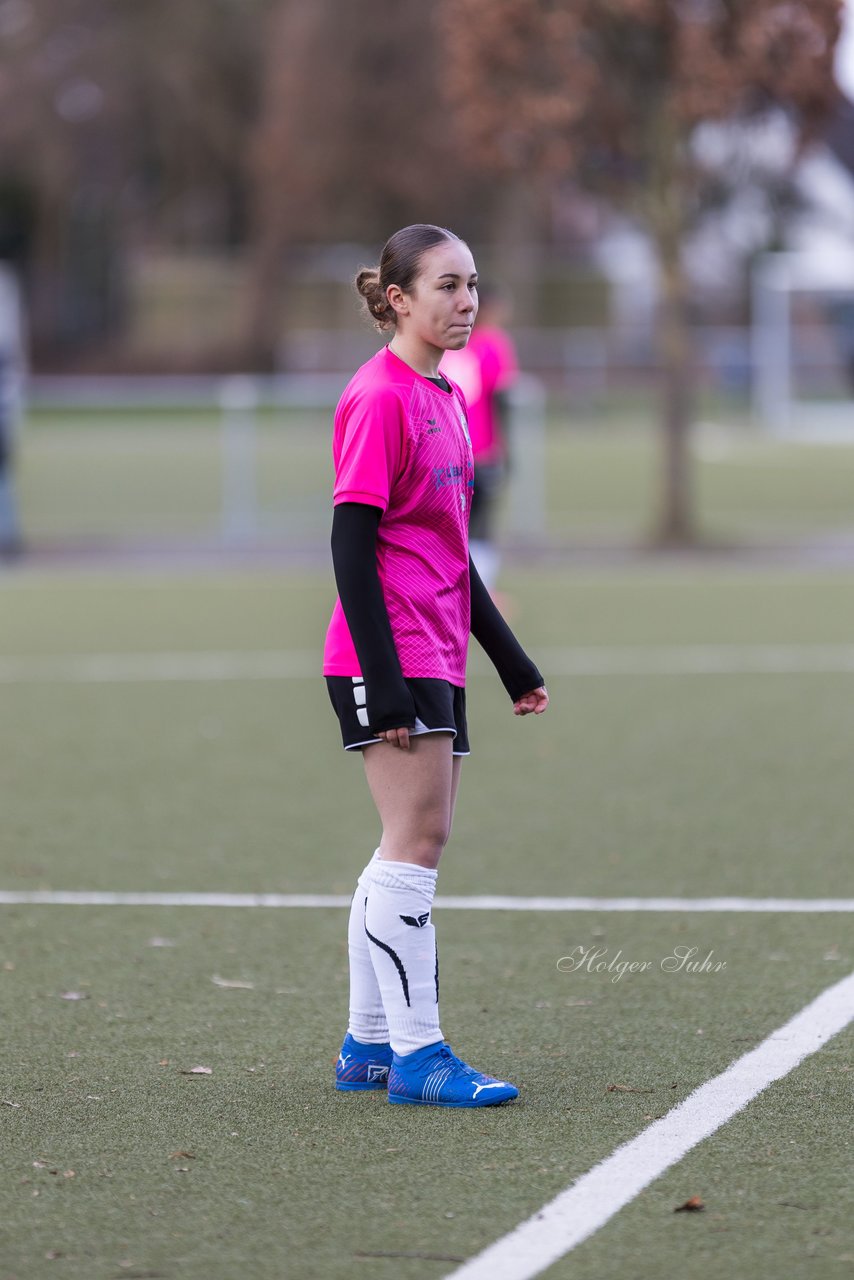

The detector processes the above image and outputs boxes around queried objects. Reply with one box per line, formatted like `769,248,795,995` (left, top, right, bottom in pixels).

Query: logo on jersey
432,464,468,491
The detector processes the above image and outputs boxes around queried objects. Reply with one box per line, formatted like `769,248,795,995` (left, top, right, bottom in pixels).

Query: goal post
505,373,547,542
751,249,854,440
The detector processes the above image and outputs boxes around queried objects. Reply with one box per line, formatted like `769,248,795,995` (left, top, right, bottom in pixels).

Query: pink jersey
323,346,474,685
440,326,518,463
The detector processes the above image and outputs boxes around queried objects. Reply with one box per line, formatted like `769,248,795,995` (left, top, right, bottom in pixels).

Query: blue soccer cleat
335,1033,393,1091
387,1041,519,1107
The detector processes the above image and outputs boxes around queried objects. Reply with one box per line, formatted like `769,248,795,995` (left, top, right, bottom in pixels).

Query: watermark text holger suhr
557,945,727,983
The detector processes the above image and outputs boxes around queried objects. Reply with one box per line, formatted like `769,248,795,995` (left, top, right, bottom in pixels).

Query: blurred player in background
323,224,548,1108
441,287,517,593
0,265,24,559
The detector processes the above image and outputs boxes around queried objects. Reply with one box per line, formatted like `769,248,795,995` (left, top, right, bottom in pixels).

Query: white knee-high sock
365,859,443,1057
346,850,389,1044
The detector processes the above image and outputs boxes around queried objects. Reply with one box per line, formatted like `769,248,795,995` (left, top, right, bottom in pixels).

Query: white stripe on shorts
345,719,467,754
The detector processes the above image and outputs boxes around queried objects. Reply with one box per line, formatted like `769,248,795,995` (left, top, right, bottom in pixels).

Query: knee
400,819,452,869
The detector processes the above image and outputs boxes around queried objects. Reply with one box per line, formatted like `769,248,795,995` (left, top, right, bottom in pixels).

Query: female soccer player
324,224,548,1108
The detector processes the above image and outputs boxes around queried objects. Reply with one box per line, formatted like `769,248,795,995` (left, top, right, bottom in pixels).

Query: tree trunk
653,228,696,546
488,176,546,327
240,228,283,370
644,104,697,548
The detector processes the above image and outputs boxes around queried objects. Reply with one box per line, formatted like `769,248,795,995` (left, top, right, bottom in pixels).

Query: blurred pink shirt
441,325,518,463
323,347,473,685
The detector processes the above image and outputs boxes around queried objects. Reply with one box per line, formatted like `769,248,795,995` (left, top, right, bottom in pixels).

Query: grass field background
16,400,854,545
2,409,853,1278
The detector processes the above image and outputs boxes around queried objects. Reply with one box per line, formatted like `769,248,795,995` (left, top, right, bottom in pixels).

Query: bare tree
243,0,490,366
0,0,267,359
438,0,842,545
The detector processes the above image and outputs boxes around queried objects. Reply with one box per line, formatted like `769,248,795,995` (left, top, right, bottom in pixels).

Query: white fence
25,372,548,548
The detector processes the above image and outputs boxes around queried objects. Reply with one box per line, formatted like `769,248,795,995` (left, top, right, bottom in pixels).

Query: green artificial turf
2,568,854,898
15,407,854,545
0,908,850,1280
1,563,853,1279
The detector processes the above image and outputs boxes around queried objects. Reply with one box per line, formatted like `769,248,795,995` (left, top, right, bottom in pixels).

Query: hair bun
355,267,395,331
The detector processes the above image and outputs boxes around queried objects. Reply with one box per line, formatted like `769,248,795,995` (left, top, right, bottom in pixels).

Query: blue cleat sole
336,1079,389,1092
387,1090,517,1107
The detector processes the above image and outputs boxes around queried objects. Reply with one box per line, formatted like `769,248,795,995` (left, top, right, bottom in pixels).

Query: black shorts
326,676,470,755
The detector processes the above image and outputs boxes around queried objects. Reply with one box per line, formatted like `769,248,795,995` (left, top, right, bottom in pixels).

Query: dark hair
355,224,461,331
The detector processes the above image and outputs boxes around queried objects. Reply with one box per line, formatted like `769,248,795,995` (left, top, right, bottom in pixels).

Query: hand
376,726,411,750
513,686,549,716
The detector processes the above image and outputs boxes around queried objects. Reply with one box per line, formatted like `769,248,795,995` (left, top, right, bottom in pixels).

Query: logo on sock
400,912,430,928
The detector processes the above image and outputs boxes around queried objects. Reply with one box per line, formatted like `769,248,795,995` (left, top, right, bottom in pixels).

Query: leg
336,848,395,1090
345,849,388,1041
359,734,454,1055
373,739,516,1106
337,736,458,1086
449,755,463,830
338,739,516,1105
362,732,456,869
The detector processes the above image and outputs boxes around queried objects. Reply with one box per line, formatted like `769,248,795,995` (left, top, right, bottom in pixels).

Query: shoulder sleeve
333,385,406,513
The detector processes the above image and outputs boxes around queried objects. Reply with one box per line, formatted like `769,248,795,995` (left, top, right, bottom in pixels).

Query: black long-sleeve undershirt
330,502,544,733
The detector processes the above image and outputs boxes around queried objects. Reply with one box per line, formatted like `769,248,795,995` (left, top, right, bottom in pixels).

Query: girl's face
388,239,479,353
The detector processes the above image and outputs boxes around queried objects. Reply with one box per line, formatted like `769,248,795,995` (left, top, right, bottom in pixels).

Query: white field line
446,968,854,1280
4,645,854,684
0,890,852,912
